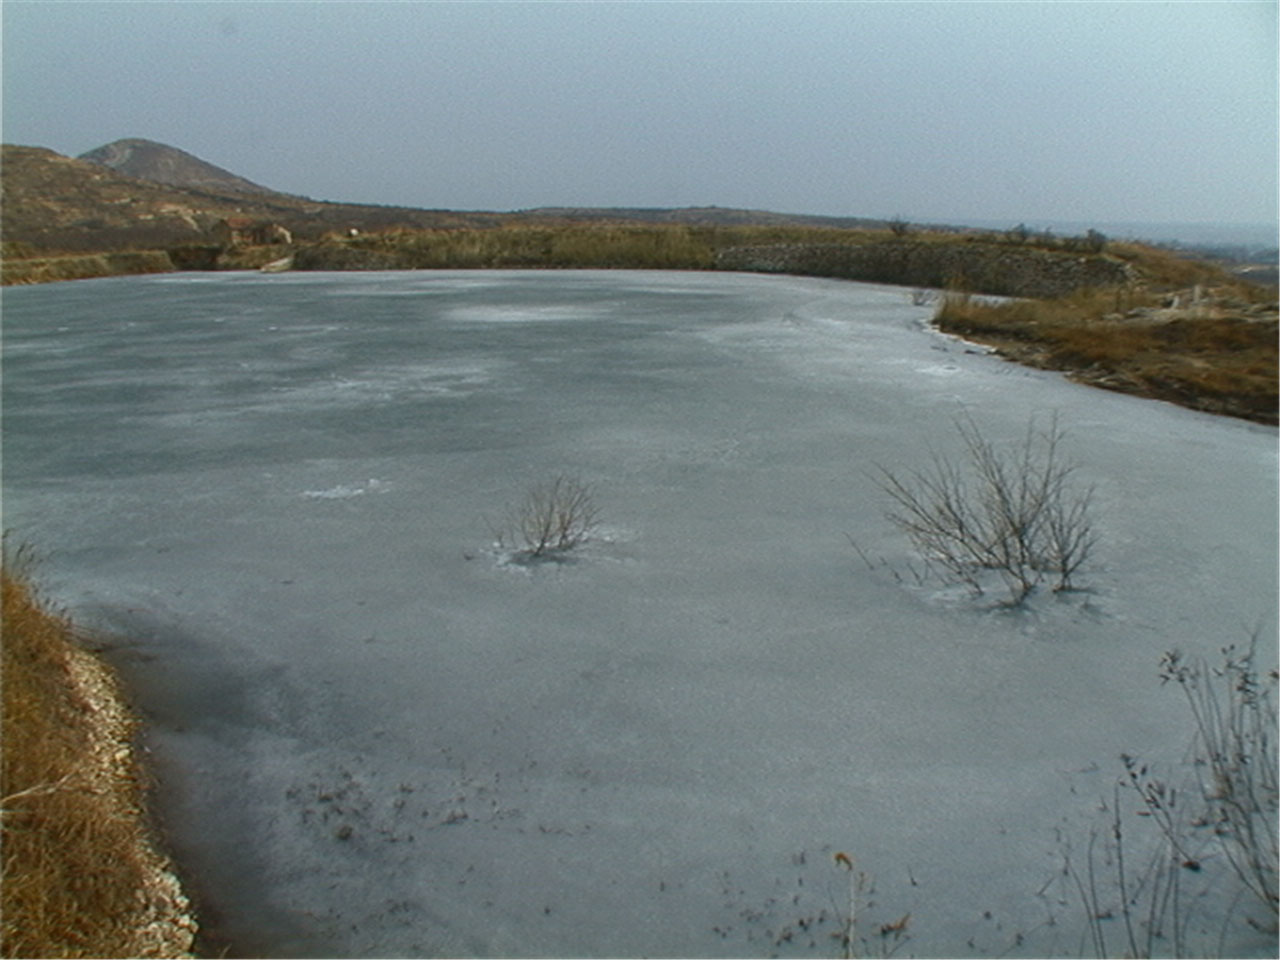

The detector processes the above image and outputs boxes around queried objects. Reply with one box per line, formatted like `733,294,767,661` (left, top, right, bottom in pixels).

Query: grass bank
1,558,196,958
290,222,721,271
1,250,174,285
935,284,1278,424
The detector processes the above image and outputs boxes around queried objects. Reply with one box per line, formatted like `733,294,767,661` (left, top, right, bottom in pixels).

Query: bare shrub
1062,637,1277,957
1005,223,1031,245
492,475,601,559
874,413,1097,605
1159,640,1278,915
887,216,912,237
833,852,912,959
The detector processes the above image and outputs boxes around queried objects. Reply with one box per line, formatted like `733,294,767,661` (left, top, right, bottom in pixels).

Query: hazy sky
3,1,1276,227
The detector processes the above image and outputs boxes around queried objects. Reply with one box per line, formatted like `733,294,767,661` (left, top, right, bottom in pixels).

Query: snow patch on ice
484,525,638,573
301,478,391,500
324,275,516,297
914,361,963,376
268,361,506,410
448,304,601,324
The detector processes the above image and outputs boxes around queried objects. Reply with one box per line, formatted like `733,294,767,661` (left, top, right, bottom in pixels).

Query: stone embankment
0,237,1146,300
715,240,1137,299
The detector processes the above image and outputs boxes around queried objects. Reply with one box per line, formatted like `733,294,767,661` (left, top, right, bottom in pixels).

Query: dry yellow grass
1,251,175,286
2,560,196,958
935,286,1279,424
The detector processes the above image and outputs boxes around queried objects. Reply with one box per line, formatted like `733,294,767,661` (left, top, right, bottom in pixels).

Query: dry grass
1,251,175,286
310,222,727,270
294,222,991,274
1,558,195,958
935,286,1279,425
1108,241,1272,295
1066,638,1277,958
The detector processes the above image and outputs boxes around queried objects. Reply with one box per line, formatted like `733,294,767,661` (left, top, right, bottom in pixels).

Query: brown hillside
2,145,299,253
0,144,506,254
1,142,936,256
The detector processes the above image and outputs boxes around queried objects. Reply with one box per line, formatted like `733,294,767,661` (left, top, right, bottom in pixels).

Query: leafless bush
874,413,1097,605
887,216,912,237
1062,637,1277,957
833,852,912,959
1063,777,1198,959
1160,640,1277,915
909,288,937,307
492,475,601,559
1005,223,1031,245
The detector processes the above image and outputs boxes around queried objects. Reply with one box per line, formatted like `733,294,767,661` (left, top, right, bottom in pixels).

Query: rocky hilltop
79,138,277,196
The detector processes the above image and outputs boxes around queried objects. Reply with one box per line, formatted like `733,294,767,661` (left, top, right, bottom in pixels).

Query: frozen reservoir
3,270,1275,957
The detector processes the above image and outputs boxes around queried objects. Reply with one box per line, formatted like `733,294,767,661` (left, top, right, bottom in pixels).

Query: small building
213,217,293,247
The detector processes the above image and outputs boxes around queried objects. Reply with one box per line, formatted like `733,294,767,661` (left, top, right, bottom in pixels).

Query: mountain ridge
4,139,1273,276
2,138,916,254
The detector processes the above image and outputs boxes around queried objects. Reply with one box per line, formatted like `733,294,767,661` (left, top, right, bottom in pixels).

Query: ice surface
3,270,1276,958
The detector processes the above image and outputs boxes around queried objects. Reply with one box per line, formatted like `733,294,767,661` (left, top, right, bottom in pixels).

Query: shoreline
1,568,198,957
6,256,1275,426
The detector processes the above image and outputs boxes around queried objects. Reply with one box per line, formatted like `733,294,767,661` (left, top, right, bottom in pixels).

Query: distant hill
516,206,895,231
1,144,321,253
69,142,899,234
3,139,918,254
7,139,1268,283
79,138,278,196
0,143,507,253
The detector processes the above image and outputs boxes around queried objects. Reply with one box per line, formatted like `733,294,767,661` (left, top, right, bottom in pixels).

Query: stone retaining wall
714,240,1136,298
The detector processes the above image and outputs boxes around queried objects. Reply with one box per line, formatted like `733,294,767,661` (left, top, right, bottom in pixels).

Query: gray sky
3,1,1276,227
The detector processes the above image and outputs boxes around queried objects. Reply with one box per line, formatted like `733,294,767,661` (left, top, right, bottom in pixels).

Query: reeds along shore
1,561,196,958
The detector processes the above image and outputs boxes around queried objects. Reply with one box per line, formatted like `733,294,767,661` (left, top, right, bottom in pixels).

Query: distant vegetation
290,222,1138,297
1,249,174,285
294,223,721,271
